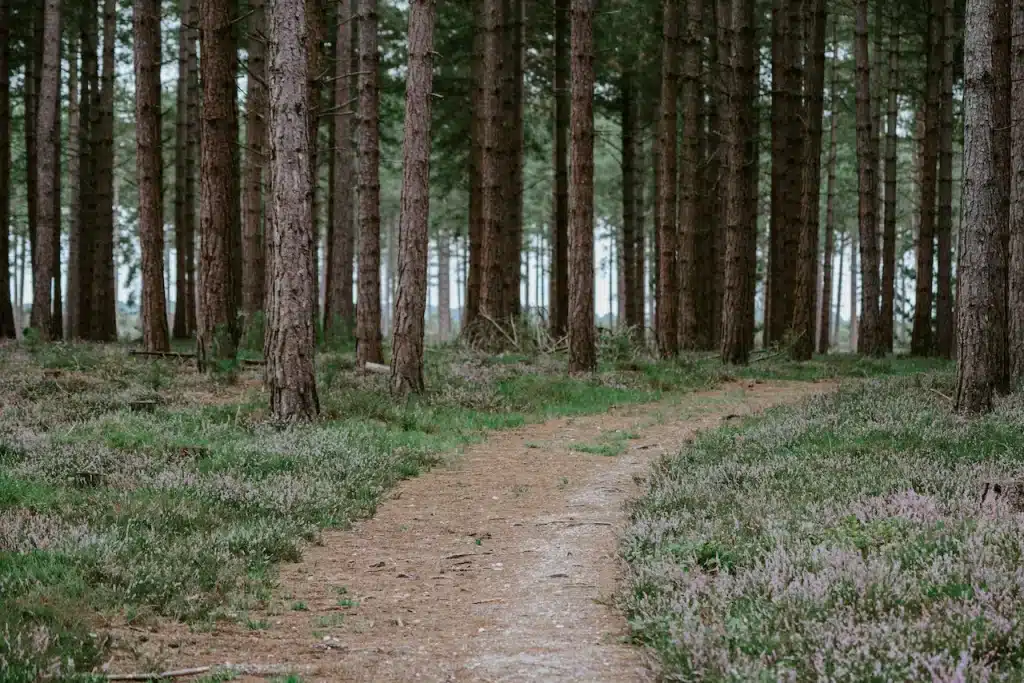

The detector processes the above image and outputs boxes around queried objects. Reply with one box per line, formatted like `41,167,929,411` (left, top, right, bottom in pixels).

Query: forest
3,0,1024,679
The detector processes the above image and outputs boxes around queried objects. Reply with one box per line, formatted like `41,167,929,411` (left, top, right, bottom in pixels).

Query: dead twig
927,387,953,403
107,667,210,681
363,361,391,375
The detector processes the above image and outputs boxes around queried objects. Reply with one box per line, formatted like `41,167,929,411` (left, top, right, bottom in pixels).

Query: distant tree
356,0,384,366
93,0,118,341
551,0,570,338
391,0,436,394
265,0,319,421
817,18,839,355
935,0,955,358
677,0,701,350
0,0,13,339
568,0,596,373
134,0,170,351
242,0,267,329
655,0,680,358
880,16,900,353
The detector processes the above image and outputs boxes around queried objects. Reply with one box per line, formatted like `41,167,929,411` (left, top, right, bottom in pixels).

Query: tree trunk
25,4,40,281
766,0,802,347
438,234,451,340
92,0,117,341
266,0,319,421
956,0,1010,412
911,1,942,356
817,21,838,354
50,62,62,341
551,0,569,337
853,0,882,356
567,0,596,373
620,72,640,336
242,0,267,328
74,0,98,340
326,0,356,340
135,0,170,351
305,0,324,327
677,0,702,350
790,0,825,360
934,0,955,358
503,0,524,320
390,0,435,394
849,233,858,349
172,0,190,339
355,0,383,365
706,1,723,347
0,0,13,338
833,232,844,347
720,0,756,364
184,0,199,337
198,0,240,367
656,0,680,358
1010,0,1024,377
880,22,900,352
30,0,60,338
465,2,484,331
992,0,1012,391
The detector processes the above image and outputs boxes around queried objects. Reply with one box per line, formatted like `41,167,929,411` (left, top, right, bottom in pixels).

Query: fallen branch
481,313,519,350
107,667,211,681
128,350,265,366
363,361,390,375
927,387,953,403
534,520,613,527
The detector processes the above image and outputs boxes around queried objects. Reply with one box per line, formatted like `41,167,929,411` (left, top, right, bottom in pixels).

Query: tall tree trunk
956,0,1010,412
0,0,13,338
51,62,62,341
135,0,170,351
551,0,569,337
25,4,40,280
880,22,900,352
66,32,81,338
677,0,702,350
620,72,641,336
791,0,825,360
92,0,117,341
197,0,240,367
1010,0,1024,377
242,0,267,328
766,0,801,346
390,0,435,394
817,21,838,354
992,0,1012,391
266,0,319,421
656,0,680,357
184,0,199,336
326,0,356,340
849,234,858,349
438,235,451,340
305,0,324,327
833,232,844,347
478,0,507,330
934,0,955,358
854,0,882,356
720,0,757,364
355,0,383,364
30,0,60,338
503,0,524,319
706,1,723,347
911,0,942,356
567,0,596,372
75,0,98,340
172,0,190,339
465,4,484,330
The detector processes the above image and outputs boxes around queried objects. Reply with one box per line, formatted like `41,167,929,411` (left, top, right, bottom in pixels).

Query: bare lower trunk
266,0,319,421
390,0,436,394
30,0,61,339
833,232,845,347
0,0,14,338
1010,0,1024,377
817,24,838,354
197,0,239,367
184,0,199,336
956,0,1010,412
465,2,485,330
135,0,170,351
677,0,702,350
551,0,569,337
880,24,900,352
438,234,451,340
355,0,383,364
172,0,191,339
655,0,680,357
934,0,955,358
567,0,596,373
620,72,640,335
242,0,267,326
92,0,118,341
849,235,858,350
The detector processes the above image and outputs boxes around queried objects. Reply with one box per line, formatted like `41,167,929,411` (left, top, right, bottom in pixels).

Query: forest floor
0,338,947,681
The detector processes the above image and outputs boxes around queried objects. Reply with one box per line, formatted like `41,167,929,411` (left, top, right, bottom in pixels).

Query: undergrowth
622,372,1024,680
0,340,943,680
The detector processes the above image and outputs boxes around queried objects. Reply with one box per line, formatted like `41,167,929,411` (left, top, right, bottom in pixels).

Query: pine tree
551,0,570,338
655,0,680,358
880,16,900,352
677,0,702,350
242,0,267,328
0,0,13,338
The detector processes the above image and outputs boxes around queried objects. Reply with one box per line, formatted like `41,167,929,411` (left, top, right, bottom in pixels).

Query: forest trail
107,380,832,682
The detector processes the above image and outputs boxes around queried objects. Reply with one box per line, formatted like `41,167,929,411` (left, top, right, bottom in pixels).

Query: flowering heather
622,375,1024,681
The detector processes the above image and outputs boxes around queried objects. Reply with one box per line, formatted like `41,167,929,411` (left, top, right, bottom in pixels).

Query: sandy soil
104,380,832,682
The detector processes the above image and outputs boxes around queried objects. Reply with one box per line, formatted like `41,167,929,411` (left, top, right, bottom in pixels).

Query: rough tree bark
172,0,192,339
465,2,484,330
390,0,436,395
265,0,319,421
620,72,641,336
567,0,596,373
551,0,569,337
791,0,825,360
911,0,942,356
242,0,267,327
92,0,117,341
1011,0,1024,378
935,0,955,358
25,5,39,280
326,0,356,340
135,0,170,351
355,0,384,365
0,0,13,338
74,0,98,340
184,0,199,336
956,0,1009,412
656,0,680,358
817,20,838,354
504,0,524,318
880,21,900,352
677,0,702,350
438,235,451,340
720,0,756,364
30,0,60,339
197,0,240,367
853,0,883,356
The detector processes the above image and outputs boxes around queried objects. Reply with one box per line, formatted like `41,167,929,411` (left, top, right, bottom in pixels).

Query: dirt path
107,380,831,682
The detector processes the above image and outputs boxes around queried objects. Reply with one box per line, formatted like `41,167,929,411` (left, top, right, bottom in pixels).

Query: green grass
622,371,1024,681
0,340,944,679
